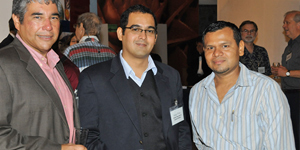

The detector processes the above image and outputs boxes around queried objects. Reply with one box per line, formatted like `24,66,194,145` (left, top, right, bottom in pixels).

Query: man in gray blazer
0,0,86,150
78,4,192,150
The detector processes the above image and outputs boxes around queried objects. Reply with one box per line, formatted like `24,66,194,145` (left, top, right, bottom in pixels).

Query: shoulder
254,45,267,51
80,58,114,76
155,61,179,76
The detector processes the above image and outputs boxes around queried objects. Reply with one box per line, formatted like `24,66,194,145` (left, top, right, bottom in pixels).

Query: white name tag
258,67,265,73
286,53,292,61
170,106,184,126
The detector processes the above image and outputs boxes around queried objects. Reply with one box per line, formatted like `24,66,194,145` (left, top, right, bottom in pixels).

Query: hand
277,65,288,77
271,66,279,76
61,143,87,150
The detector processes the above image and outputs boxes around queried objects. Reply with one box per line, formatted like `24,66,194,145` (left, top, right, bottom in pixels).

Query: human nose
42,18,53,31
138,30,147,39
213,48,223,57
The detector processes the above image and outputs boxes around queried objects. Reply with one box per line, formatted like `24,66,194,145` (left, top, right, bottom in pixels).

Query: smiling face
117,12,157,61
204,27,244,75
13,1,60,57
283,12,300,40
240,24,257,43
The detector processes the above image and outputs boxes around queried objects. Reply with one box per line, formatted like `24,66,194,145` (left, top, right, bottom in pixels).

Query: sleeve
174,71,193,150
77,71,106,150
261,81,296,150
189,87,209,150
0,66,61,150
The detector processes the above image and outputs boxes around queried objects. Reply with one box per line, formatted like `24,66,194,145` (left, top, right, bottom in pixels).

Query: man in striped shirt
189,21,295,149
64,12,116,72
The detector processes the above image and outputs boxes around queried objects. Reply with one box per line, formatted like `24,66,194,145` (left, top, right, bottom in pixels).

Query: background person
64,12,116,72
239,20,271,76
0,17,17,49
272,10,300,150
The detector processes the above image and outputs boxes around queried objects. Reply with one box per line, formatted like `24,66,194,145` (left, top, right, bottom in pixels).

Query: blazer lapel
14,39,68,127
154,66,173,138
109,57,142,137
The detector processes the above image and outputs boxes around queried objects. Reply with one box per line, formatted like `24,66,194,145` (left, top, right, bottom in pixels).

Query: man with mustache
272,10,300,150
239,20,271,76
189,21,295,149
0,0,86,150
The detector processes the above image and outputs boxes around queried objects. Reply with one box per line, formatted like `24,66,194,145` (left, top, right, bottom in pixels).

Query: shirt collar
16,34,59,69
202,62,252,89
79,35,99,43
119,50,157,79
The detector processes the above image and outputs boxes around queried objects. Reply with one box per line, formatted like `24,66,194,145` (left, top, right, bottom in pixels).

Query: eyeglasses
124,26,156,36
241,29,256,34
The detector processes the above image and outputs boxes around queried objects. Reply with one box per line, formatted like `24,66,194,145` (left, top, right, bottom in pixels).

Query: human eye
205,46,214,51
33,15,41,19
146,29,155,34
51,16,59,20
131,27,140,32
222,45,229,48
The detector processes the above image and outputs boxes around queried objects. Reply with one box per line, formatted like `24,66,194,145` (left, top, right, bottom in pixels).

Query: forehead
25,1,58,13
205,27,235,43
127,12,155,26
285,13,295,21
241,24,255,29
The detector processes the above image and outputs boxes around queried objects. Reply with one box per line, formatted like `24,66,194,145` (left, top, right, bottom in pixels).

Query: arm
0,66,62,150
77,71,106,150
261,82,295,150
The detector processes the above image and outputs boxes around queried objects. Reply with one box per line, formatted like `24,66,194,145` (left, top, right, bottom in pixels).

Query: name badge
286,53,292,61
169,99,184,126
258,67,265,73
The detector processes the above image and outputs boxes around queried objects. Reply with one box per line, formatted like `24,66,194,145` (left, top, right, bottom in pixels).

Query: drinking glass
72,128,89,145
272,62,280,79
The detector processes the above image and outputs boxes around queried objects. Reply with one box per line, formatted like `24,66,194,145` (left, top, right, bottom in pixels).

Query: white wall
0,1,12,41
218,0,300,64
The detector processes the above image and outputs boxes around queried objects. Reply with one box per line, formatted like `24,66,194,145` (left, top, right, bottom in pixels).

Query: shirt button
142,113,147,117
144,133,148,137
139,140,143,144
39,63,43,67
219,116,222,119
140,92,144,97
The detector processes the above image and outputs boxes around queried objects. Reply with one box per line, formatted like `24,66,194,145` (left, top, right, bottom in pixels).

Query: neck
244,42,254,53
123,54,149,79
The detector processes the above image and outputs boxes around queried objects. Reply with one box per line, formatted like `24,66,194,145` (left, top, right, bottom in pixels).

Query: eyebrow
31,12,60,17
130,24,156,29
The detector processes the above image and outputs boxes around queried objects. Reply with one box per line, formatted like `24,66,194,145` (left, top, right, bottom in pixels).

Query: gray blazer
0,38,80,150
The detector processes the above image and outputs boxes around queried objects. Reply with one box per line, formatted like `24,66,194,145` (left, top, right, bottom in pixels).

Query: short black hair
119,4,157,35
9,18,17,32
239,20,258,32
202,21,241,46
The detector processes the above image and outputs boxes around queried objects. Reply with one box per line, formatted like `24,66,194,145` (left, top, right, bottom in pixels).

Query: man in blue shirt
189,21,295,149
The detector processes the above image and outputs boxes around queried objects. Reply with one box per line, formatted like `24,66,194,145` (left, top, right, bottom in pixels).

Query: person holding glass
272,10,300,150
